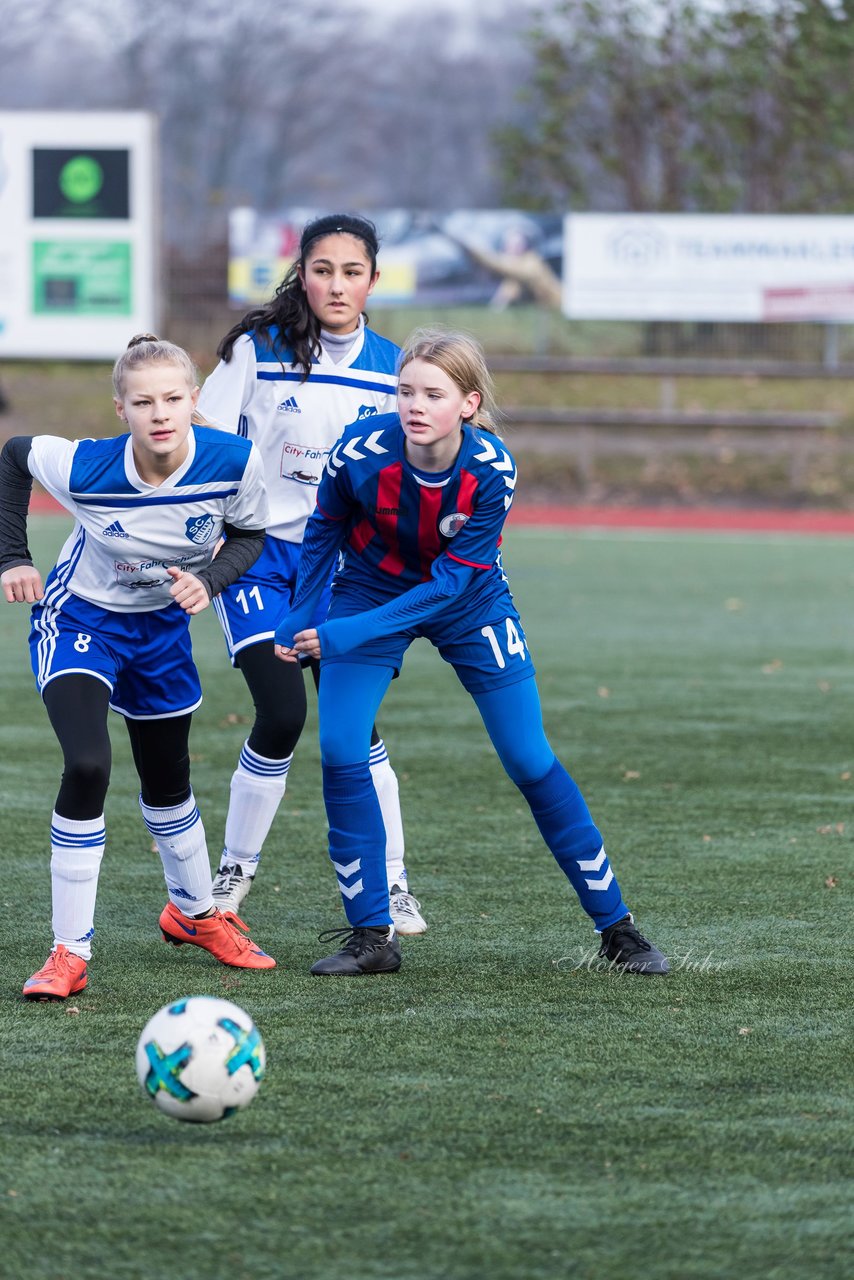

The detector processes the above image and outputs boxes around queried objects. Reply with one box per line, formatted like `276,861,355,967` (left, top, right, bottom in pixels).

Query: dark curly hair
216,213,380,381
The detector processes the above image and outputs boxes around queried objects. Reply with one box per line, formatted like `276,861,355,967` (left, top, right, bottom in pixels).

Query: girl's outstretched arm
312,553,477,659
273,505,347,658
0,436,42,602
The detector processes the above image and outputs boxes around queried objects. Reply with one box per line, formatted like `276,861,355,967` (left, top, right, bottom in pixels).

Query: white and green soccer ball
135,996,265,1123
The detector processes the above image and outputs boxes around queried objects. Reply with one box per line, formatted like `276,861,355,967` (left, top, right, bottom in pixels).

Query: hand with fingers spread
1,564,44,604
167,566,210,615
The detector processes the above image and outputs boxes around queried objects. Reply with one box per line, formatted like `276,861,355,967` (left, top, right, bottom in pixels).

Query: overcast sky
352,0,533,28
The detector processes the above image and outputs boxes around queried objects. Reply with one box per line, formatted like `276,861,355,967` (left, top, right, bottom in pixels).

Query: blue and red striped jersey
276,414,519,655
319,413,515,592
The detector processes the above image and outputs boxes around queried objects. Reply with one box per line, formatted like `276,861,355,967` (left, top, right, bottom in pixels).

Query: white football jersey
29,426,268,613
198,320,399,543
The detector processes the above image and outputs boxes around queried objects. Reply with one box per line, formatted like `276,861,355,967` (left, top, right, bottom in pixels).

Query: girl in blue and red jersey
274,327,668,977
198,214,425,935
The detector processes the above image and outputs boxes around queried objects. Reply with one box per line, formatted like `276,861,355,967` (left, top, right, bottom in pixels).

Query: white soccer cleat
211,864,254,913
389,885,428,936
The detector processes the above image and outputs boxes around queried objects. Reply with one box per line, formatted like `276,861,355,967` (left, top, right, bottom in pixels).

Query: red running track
27,492,854,535
508,503,854,535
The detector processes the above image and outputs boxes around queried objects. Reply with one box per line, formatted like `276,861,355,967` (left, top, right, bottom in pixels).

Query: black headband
300,213,379,258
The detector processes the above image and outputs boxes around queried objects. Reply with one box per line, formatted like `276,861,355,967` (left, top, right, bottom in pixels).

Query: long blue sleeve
273,507,346,647
316,554,477,658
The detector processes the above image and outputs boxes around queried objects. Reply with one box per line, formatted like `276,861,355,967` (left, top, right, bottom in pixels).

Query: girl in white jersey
0,335,276,1001
198,213,427,935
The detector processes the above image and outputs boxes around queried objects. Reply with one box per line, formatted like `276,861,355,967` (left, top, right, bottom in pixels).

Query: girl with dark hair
198,214,427,934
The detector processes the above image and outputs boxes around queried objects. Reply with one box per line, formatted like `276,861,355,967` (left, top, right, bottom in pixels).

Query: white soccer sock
369,739,408,891
220,742,291,876
50,811,106,960
139,792,214,916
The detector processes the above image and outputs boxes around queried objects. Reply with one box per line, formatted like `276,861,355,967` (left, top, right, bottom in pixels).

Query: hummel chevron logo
585,867,614,892
578,847,607,873
326,432,388,476
331,858,362,879
342,432,389,462
102,520,129,538
338,878,364,900
578,847,615,892
327,443,345,476
473,438,514,469
473,436,517,490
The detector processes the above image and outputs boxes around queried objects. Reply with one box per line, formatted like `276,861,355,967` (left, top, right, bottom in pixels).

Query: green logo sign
59,156,104,204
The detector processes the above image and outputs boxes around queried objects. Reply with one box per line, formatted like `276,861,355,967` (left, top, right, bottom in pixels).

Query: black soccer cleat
598,914,669,975
310,924,402,976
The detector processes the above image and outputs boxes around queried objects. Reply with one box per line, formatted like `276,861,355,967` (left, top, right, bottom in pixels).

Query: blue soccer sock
517,757,629,931
322,761,392,929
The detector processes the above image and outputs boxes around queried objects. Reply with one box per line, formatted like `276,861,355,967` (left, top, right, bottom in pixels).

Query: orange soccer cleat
23,944,89,1001
159,901,276,970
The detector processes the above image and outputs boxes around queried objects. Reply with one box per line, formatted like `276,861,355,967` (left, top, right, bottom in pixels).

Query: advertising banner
228,207,564,310
0,112,157,358
562,213,854,322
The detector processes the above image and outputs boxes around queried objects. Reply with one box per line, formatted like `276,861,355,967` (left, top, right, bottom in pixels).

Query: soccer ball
135,995,265,1123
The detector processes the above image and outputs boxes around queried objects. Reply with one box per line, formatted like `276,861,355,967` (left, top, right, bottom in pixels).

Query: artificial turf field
0,518,851,1280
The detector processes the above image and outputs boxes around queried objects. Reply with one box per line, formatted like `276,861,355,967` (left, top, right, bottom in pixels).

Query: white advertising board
227,207,564,308
0,112,157,359
563,214,854,322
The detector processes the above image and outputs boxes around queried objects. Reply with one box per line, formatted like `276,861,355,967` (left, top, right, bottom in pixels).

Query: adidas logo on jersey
102,520,129,538
277,396,301,414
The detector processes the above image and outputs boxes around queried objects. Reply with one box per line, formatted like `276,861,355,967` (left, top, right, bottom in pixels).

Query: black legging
236,643,380,758
43,674,192,820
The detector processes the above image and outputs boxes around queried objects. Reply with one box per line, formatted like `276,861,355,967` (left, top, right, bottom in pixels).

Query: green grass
1,520,852,1280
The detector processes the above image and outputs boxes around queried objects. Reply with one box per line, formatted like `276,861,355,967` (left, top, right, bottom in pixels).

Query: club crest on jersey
439,512,470,538
356,405,378,419
185,515,215,544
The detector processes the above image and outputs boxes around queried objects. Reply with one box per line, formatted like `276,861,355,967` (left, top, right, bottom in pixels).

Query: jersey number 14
481,619,527,669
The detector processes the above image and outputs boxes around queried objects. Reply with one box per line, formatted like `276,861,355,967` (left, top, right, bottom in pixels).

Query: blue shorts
213,536,333,664
29,587,201,720
324,583,536,694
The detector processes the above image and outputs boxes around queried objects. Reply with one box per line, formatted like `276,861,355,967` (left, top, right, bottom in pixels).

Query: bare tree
0,0,535,253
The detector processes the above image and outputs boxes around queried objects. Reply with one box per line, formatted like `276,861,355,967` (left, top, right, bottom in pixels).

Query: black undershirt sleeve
0,436,35,574
195,523,267,599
